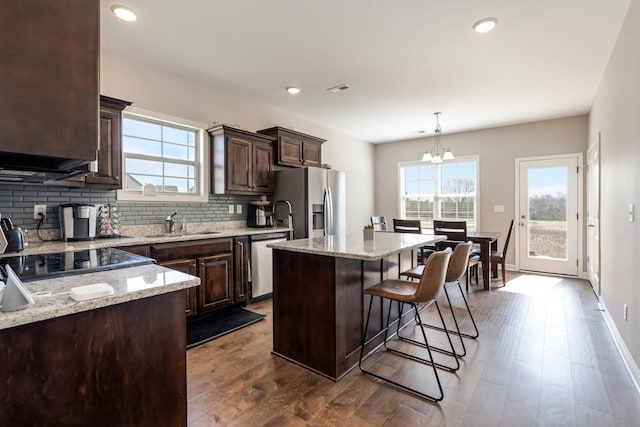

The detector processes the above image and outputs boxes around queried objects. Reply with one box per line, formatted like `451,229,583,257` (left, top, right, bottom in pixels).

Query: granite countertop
3,225,292,257
0,263,199,330
267,231,444,261
0,223,291,330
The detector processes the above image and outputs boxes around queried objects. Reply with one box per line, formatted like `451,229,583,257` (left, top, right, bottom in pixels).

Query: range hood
0,152,89,184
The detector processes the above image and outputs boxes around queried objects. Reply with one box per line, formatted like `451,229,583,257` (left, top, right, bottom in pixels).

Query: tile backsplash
0,184,258,231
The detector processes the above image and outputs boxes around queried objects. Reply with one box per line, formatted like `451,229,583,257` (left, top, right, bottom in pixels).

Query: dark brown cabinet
83,96,132,189
160,258,198,316
198,253,234,311
49,95,131,188
257,127,325,167
208,125,275,195
126,237,248,317
0,0,99,169
234,237,249,303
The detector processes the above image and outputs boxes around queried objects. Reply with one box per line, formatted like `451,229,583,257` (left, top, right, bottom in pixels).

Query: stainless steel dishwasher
249,232,288,301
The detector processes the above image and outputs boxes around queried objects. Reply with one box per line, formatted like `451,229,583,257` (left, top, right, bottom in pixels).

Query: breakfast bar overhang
269,232,444,380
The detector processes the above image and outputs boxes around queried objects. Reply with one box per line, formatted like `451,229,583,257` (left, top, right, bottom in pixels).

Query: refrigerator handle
327,187,334,235
323,188,329,236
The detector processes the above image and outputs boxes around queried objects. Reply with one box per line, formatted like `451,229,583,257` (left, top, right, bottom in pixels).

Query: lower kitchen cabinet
198,253,233,312
159,258,198,317
234,236,249,303
120,237,248,317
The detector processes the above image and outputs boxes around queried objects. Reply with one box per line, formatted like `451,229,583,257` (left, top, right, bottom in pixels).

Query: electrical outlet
33,204,47,219
228,205,234,214
236,204,243,214
624,304,629,321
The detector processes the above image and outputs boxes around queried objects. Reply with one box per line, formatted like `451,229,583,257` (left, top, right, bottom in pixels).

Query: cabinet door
84,107,121,187
159,258,198,316
279,136,303,165
234,237,249,304
302,142,322,166
84,97,131,188
198,253,234,313
226,136,252,192
253,141,273,192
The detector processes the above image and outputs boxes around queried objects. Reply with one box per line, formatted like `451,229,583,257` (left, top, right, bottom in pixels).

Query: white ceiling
100,0,631,143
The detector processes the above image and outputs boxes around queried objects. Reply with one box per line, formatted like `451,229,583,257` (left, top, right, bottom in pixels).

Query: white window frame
117,107,209,203
398,155,480,229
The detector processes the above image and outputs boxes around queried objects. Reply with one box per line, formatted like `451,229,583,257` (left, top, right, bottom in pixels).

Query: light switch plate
228,205,234,214
236,204,243,214
494,205,505,213
629,204,635,222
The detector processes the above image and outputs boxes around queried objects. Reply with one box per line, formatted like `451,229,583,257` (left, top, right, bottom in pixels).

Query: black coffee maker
247,201,274,228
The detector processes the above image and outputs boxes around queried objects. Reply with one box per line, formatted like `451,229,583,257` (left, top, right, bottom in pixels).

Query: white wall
100,51,375,233
589,0,640,366
375,116,588,265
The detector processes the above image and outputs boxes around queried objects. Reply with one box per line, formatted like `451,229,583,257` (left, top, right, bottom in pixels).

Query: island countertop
0,263,199,330
267,231,444,261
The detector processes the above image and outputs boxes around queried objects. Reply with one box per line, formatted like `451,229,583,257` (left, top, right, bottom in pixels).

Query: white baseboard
598,298,640,395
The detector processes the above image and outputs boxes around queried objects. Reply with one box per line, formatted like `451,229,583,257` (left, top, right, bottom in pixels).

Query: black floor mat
187,306,266,349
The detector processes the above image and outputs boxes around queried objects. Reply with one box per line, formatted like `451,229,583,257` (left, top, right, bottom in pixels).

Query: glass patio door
517,155,580,275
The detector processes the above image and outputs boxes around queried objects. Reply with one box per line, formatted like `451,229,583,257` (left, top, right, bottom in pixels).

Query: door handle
587,224,595,228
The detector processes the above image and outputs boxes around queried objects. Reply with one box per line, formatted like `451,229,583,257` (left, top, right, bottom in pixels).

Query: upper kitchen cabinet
0,1,99,173
83,96,132,189
257,127,325,168
208,125,275,195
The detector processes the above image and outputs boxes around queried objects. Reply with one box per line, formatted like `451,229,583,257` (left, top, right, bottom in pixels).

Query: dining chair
359,248,456,401
490,219,515,285
393,219,433,264
370,216,388,231
432,219,480,253
399,242,480,354
466,254,480,290
433,220,467,241
392,218,422,233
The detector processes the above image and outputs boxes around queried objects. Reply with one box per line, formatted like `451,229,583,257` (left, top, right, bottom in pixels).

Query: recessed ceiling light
111,5,137,22
473,17,497,33
286,87,301,94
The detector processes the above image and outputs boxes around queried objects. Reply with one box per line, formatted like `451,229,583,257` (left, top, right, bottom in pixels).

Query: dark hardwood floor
187,272,640,426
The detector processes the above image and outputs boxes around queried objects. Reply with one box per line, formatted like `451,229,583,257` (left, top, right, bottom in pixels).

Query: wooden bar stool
359,248,455,402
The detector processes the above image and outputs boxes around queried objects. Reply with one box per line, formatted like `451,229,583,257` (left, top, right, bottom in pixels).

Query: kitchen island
0,263,199,426
268,232,443,380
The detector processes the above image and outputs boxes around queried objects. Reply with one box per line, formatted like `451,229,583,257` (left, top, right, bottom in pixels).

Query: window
117,111,208,202
399,157,478,228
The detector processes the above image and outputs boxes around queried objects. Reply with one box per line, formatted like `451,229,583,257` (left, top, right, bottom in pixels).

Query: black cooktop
0,248,156,283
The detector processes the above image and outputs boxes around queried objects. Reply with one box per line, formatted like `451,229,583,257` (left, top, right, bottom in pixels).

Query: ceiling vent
326,84,349,93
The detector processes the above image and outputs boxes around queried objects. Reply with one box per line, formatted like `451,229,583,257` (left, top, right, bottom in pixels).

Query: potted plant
363,224,375,241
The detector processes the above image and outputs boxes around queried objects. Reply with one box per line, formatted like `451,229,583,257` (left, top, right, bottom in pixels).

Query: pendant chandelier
421,112,454,163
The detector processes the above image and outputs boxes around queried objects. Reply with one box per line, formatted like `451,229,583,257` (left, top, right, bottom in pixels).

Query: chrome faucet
274,200,293,227
166,211,177,233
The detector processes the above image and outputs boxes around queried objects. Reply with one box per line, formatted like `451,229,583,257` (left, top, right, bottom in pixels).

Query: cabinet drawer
116,244,150,257
150,238,233,261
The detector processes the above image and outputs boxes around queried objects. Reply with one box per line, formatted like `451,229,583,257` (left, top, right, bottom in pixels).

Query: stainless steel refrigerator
273,167,346,239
